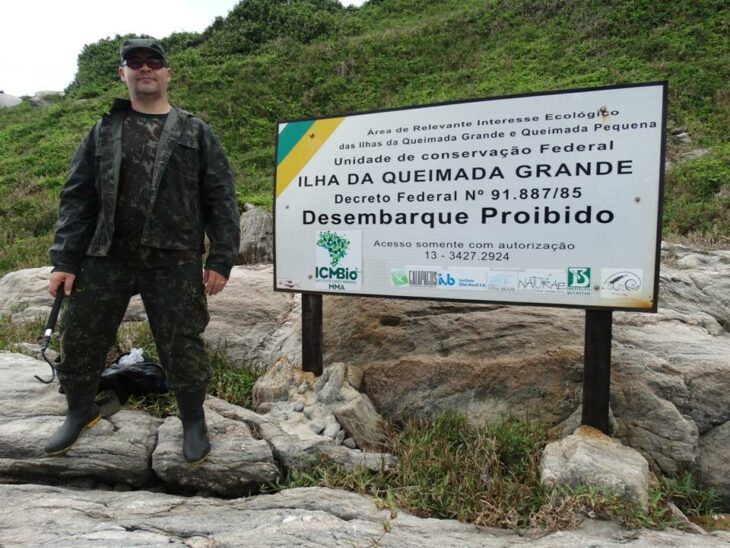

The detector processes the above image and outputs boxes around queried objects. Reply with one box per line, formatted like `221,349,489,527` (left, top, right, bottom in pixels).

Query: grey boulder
541,426,651,511
0,91,22,108
238,203,273,264
697,421,730,509
0,352,161,487
152,406,278,496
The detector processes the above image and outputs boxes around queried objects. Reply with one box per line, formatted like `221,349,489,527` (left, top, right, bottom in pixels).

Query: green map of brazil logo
317,231,350,266
314,230,362,291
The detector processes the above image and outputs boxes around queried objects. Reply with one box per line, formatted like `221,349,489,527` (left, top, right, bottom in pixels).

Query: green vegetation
0,315,46,351
0,0,728,276
664,143,730,240
282,410,724,532
282,411,549,529
659,470,723,518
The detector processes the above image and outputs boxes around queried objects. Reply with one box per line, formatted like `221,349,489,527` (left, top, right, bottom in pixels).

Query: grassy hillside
0,0,728,276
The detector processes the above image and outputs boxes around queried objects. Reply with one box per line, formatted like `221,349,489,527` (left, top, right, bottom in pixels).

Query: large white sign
274,83,666,311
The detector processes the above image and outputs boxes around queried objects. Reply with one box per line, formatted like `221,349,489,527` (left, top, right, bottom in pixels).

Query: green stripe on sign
277,120,315,165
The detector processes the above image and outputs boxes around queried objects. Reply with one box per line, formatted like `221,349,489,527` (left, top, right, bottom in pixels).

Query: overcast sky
0,0,365,97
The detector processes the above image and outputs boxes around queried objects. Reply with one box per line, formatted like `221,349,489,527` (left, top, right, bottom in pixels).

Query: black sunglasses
123,57,166,70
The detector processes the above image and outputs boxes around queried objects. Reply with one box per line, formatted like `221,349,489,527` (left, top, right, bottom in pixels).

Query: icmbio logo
314,230,362,291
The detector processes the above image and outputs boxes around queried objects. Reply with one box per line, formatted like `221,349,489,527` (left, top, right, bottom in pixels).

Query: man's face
118,51,171,98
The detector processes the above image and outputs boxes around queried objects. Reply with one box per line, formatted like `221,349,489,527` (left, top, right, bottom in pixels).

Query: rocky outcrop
238,203,274,264
333,393,387,450
199,395,389,472
29,90,63,108
151,408,279,496
256,419,394,472
697,421,730,509
2,483,729,547
252,359,391,463
202,265,301,366
0,91,22,108
1,409,160,487
0,353,160,487
355,348,584,427
1,242,729,541
2,243,729,496
316,244,730,491
541,426,651,511
608,347,701,475
0,351,392,496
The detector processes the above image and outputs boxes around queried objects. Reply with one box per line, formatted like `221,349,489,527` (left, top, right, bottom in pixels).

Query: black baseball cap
119,38,168,65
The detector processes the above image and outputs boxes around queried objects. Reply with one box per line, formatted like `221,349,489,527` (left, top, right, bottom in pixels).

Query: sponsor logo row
276,231,645,300
391,266,643,298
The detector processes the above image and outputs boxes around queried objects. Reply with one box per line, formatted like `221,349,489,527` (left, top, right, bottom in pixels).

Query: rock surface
317,244,730,492
151,408,279,496
541,426,651,511
0,352,392,495
256,418,394,472
1,243,729,499
697,421,730,509
29,90,63,107
0,91,22,108
2,484,729,547
238,203,274,264
0,353,156,487
203,265,301,365
334,393,387,450
1,409,160,488
0,266,146,323
1,243,729,543
252,360,390,456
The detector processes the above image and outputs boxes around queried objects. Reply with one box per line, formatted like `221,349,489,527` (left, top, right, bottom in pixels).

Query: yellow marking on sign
276,117,345,198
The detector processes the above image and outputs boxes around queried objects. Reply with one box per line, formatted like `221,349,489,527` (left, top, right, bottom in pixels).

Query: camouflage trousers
56,256,210,392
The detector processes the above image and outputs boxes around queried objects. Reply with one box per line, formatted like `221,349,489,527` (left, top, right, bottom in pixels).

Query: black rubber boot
44,383,100,456
176,390,210,464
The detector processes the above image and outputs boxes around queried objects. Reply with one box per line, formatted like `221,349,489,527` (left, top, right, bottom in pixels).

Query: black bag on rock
99,351,169,404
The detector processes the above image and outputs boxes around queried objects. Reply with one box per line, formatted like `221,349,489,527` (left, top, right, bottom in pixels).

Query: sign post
582,309,613,433
301,293,323,375
275,83,667,428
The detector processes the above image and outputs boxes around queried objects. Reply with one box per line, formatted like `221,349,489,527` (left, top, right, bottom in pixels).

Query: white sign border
273,81,668,313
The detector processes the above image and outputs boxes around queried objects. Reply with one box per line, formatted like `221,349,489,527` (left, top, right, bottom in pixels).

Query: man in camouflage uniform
46,38,240,464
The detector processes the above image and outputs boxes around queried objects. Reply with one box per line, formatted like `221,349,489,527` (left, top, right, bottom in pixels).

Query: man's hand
204,270,228,296
50,271,76,297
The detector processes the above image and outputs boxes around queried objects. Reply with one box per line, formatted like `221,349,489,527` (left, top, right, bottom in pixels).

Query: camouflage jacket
49,99,240,277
